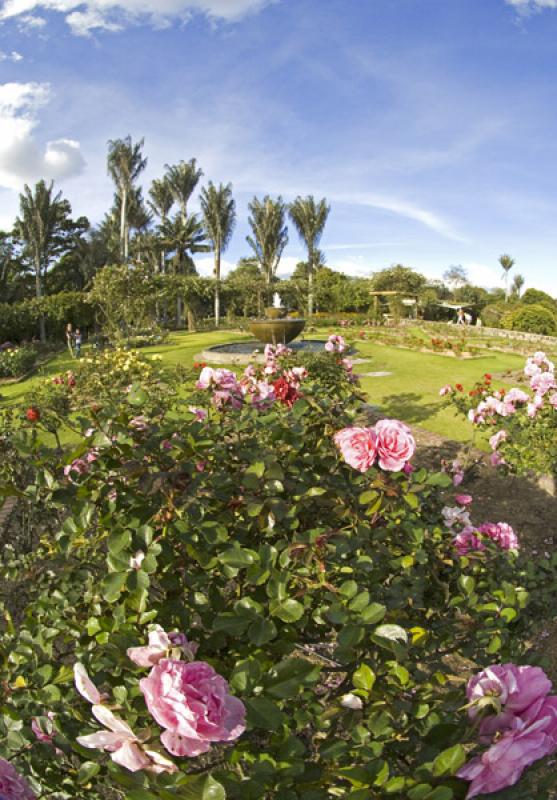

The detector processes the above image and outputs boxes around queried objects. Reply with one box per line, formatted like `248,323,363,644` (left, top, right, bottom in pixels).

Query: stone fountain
248,293,306,346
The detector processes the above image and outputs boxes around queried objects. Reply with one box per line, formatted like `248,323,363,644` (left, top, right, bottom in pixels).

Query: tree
371,264,427,295
159,212,208,277
498,254,515,302
148,178,174,272
443,265,469,290
246,196,289,301
200,182,236,327
107,136,147,262
511,273,525,299
288,196,330,316
13,180,74,341
225,258,266,318
164,159,203,223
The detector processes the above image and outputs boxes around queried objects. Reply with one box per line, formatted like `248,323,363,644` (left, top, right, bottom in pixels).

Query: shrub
0,345,553,798
0,346,37,379
441,352,557,478
505,304,557,337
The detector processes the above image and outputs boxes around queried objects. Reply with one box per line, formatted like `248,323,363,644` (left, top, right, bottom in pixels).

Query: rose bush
0,344,555,798
441,352,557,478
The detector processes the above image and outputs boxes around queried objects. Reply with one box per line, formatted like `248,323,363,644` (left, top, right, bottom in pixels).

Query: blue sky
0,0,557,293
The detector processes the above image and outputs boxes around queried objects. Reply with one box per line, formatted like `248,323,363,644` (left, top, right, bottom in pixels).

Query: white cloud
506,0,557,11
0,0,277,35
331,191,467,243
0,49,23,60
0,82,85,190
17,13,46,27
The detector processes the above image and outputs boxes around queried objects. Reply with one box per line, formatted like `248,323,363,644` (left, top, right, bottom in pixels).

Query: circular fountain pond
197,338,346,365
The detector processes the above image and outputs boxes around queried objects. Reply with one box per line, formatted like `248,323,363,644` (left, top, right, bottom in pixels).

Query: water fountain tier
249,303,306,345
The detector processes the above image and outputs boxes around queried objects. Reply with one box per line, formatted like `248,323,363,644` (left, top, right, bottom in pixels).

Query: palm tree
288,196,330,316
200,182,236,326
14,180,72,342
511,273,525,299
148,178,174,272
246,196,289,302
107,136,147,261
159,212,209,329
164,159,203,222
499,254,515,302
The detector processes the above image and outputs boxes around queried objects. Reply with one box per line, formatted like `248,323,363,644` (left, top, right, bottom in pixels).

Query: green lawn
353,339,524,441
0,329,526,443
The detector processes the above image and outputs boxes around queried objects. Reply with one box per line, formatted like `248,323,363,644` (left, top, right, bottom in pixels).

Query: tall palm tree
14,180,71,342
159,213,209,277
246,196,289,301
200,182,236,326
511,273,525,299
107,136,147,262
288,196,330,316
499,254,515,302
164,159,203,222
159,212,209,328
148,178,174,272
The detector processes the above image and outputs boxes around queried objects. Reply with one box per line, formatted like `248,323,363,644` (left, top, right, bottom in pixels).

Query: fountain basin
264,306,287,320
249,318,306,346
197,338,354,365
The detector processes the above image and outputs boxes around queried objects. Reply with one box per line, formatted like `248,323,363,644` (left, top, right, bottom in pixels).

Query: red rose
26,407,40,422
455,384,464,392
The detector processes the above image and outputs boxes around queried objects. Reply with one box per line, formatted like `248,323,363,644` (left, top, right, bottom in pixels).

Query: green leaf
77,761,101,785
127,385,149,407
269,598,305,623
374,624,408,644
353,664,375,691
219,547,258,568
101,571,128,602
107,529,132,554
248,617,278,646
432,744,466,777
359,490,379,505
426,789,453,800
265,657,320,699
360,603,387,624
245,696,286,730
246,461,265,478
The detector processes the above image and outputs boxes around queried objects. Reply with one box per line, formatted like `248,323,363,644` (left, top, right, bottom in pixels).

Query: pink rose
454,527,485,557
77,705,177,774
455,494,473,506
140,659,246,757
439,384,453,396
128,626,198,667
188,406,208,421
489,430,507,451
373,419,415,471
477,522,519,551
467,664,552,719
196,367,216,389
458,718,556,798
334,427,377,472
0,759,36,799
503,388,529,405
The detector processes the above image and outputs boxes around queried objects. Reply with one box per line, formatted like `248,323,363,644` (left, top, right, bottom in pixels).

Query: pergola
369,290,419,319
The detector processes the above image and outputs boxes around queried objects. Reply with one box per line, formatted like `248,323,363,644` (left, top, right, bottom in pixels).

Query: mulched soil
409,423,557,682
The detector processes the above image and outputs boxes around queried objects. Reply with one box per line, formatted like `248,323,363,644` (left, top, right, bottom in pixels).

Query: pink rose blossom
77,705,177,774
373,419,416,472
458,718,556,798
442,505,471,529
530,371,556,396
454,527,485,557
0,759,36,799
439,384,453,396
188,406,208,421
74,663,103,705
489,430,507,451
325,334,346,353
455,494,473,506
31,714,56,746
334,427,377,472
127,626,198,667
140,659,246,757
467,664,552,719
490,451,505,467
478,522,519,550
549,393,557,409
503,388,529,405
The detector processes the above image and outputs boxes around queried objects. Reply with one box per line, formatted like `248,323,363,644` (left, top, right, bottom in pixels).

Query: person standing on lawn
74,328,82,358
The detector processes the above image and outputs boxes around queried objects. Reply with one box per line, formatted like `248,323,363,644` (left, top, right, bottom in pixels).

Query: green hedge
0,292,94,343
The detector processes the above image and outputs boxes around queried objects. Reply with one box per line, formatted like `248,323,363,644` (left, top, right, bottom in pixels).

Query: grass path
0,329,526,442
